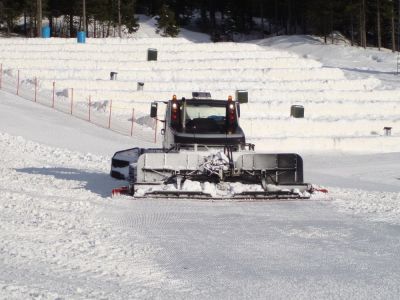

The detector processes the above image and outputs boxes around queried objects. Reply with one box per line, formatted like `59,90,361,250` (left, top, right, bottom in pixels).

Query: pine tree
377,0,382,49
306,0,332,43
1,0,24,34
121,0,139,34
221,8,236,40
156,4,180,37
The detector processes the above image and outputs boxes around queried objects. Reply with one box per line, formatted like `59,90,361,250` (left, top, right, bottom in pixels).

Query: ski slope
0,88,400,299
0,19,400,299
0,89,400,299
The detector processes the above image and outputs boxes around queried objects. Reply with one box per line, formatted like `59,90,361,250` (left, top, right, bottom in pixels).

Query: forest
0,0,399,50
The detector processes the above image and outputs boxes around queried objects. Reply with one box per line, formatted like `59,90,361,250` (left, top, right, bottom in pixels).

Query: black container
290,105,304,118
235,90,248,103
147,48,158,61
110,72,118,80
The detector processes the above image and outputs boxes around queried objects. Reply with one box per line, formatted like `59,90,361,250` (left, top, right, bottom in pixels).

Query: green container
235,90,248,103
290,105,304,118
147,48,158,61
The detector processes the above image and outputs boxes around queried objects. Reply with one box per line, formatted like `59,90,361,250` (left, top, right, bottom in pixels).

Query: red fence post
52,81,55,108
108,100,112,129
154,119,158,143
70,88,74,115
0,63,2,89
34,77,37,102
130,108,135,136
88,96,91,122
16,70,20,95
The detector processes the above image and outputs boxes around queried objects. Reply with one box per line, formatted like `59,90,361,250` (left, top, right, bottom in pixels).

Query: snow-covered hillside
0,18,400,299
0,30,399,152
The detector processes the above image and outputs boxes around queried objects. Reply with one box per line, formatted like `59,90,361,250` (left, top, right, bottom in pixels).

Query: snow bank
0,132,186,298
332,188,400,224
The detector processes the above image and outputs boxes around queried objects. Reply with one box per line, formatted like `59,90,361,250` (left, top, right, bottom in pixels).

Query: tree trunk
6,18,11,35
260,1,264,33
24,12,27,36
69,14,74,37
391,4,396,52
362,0,367,48
287,0,292,34
359,4,364,47
37,0,42,37
274,0,278,34
330,4,334,44
200,1,208,29
29,13,34,37
350,0,354,46
82,0,86,34
209,1,216,29
49,16,53,37
377,0,381,50
118,0,122,37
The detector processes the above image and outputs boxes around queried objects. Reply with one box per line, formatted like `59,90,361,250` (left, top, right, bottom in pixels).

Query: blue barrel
77,31,86,44
42,26,50,38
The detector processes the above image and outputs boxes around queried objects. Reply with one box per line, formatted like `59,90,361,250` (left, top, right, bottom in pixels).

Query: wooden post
154,119,158,143
130,108,135,136
70,88,73,114
88,95,91,122
52,81,55,108
34,77,37,102
16,70,20,95
108,100,112,128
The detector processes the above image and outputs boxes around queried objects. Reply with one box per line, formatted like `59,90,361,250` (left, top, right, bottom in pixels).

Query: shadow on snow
16,167,122,198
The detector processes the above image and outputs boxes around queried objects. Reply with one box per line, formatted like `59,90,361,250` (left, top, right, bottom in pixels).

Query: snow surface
0,19,400,299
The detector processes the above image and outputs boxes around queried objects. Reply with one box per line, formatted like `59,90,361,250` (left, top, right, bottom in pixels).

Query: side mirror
150,102,158,118
237,103,241,118
161,128,165,135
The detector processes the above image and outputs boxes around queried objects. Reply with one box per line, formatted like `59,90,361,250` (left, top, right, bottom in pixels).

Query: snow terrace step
249,136,400,153
0,57,322,70
241,118,400,138
0,50,298,61
32,78,378,94
15,68,345,82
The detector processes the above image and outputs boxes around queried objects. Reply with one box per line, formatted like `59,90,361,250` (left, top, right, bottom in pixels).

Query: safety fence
0,63,159,144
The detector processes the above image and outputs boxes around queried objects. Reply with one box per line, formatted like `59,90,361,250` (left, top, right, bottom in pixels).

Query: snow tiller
111,93,318,199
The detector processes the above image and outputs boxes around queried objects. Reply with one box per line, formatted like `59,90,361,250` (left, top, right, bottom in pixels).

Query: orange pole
88,96,91,122
130,108,135,136
108,100,112,128
34,77,37,102
154,119,158,143
0,63,2,89
52,81,55,108
16,70,20,95
70,88,74,114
